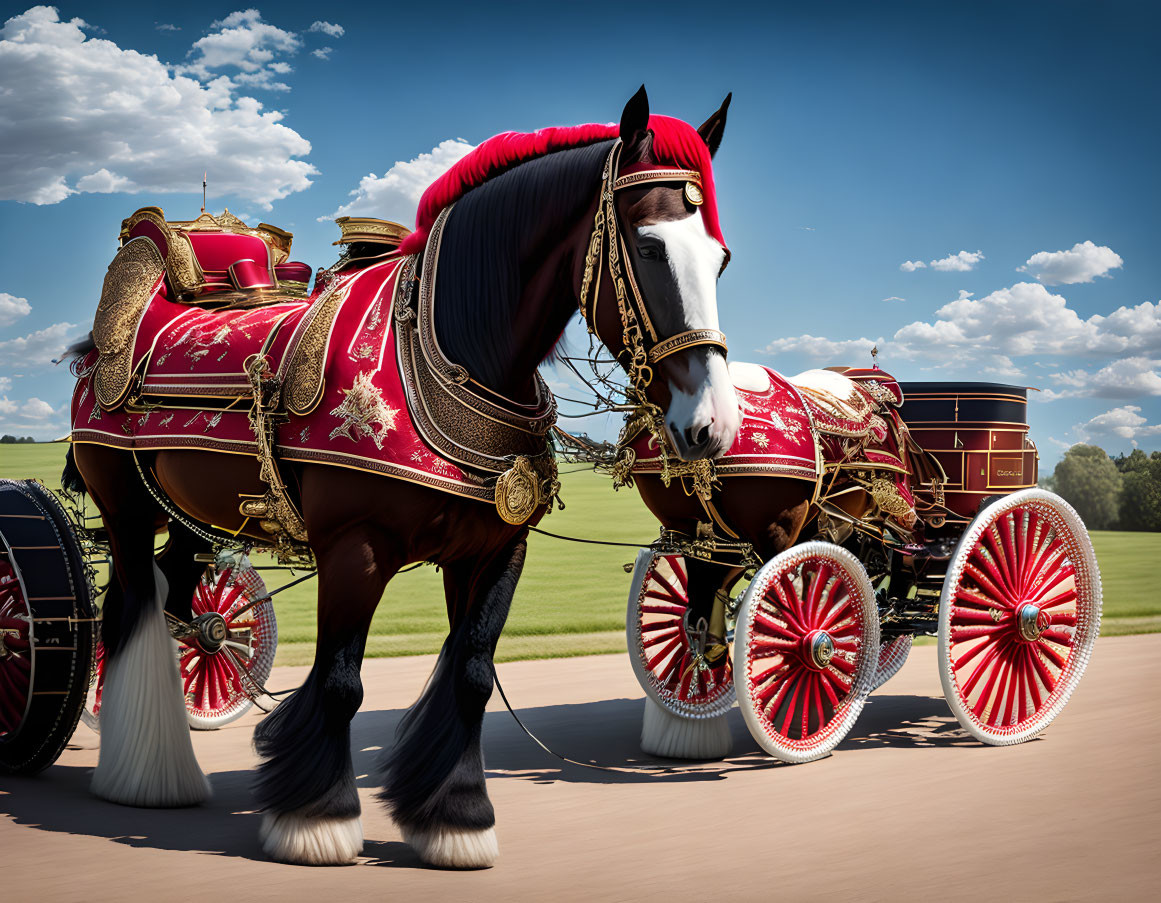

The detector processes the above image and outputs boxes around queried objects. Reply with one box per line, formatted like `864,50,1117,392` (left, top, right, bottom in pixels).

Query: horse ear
620,85,650,147
697,93,731,158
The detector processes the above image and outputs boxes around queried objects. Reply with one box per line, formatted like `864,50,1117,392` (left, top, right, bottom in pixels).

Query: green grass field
3,442,1157,665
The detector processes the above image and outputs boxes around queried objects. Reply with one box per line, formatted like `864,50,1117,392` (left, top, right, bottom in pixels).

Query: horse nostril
686,424,712,449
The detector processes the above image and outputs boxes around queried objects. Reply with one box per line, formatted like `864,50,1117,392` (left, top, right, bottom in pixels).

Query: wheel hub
192,612,228,654
803,630,835,670
1016,604,1049,642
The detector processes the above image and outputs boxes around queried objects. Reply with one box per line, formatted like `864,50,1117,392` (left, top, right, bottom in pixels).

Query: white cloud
0,395,55,419
895,284,1161,358
0,377,11,392
1045,357,1161,400
881,296,905,303
929,250,984,272
900,251,985,273
156,23,180,32
763,283,1161,383
1075,405,1161,443
0,292,32,327
311,47,332,60
762,333,881,362
1019,241,1123,285
308,21,344,37
181,9,300,91
0,394,68,438
0,7,316,209
325,139,476,225
0,321,78,368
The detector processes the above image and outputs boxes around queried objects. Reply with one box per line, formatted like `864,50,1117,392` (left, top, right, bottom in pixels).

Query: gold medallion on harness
684,181,704,206
494,456,541,525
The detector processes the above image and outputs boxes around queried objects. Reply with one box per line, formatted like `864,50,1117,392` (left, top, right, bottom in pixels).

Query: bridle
577,139,729,405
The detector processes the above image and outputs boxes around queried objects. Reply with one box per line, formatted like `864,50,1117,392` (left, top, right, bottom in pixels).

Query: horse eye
639,243,663,261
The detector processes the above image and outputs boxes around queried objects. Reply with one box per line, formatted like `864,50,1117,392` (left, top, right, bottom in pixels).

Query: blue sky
0,1,1157,469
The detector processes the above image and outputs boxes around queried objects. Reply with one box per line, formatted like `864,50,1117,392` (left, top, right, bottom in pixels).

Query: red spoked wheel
84,558,276,731
939,489,1101,745
734,541,879,763
180,561,275,730
871,635,913,692
0,559,32,739
627,549,734,719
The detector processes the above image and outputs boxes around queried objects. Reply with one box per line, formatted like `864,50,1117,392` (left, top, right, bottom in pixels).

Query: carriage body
626,372,1101,763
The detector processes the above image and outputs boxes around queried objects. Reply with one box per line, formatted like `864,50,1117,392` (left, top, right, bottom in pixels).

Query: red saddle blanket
628,362,918,524
72,257,492,503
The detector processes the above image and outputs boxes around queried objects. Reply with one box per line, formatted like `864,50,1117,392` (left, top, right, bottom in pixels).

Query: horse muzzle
664,353,741,461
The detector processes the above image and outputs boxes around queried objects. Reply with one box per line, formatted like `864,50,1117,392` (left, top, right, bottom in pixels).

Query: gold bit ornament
684,181,704,206
494,456,542,524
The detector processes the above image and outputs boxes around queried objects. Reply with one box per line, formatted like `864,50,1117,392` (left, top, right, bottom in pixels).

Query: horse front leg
252,523,398,865
382,537,526,869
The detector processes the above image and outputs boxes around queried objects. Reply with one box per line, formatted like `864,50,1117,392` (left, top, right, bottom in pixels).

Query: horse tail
61,445,86,494
58,331,96,365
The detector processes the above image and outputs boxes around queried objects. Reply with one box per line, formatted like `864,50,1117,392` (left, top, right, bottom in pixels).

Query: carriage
621,367,1102,763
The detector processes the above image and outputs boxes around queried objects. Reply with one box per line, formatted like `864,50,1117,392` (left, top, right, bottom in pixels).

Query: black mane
432,140,613,394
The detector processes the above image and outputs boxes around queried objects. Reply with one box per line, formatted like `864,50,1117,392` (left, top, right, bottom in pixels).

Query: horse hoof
640,698,732,760
260,813,363,865
90,764,210,808
402,824,498,869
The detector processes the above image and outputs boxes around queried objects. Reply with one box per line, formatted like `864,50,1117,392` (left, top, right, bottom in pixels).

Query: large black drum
0,479,96,774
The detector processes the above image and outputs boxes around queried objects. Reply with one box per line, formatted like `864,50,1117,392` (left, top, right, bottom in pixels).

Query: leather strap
647,328,728,364
613,168,701,192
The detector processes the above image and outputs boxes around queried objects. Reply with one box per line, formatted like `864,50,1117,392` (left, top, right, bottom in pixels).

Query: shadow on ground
1,691,975,861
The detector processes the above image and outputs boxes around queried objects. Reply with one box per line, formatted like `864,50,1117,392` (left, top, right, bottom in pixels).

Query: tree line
0,435,37,444
1044,445,1161,531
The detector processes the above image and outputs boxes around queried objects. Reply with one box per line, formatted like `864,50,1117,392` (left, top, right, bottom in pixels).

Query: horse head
586,87,741,461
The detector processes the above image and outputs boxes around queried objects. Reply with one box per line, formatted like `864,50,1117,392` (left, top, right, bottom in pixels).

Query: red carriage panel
898,382,1039,519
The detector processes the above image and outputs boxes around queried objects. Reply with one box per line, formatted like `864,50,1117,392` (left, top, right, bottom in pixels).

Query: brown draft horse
68,87,740,868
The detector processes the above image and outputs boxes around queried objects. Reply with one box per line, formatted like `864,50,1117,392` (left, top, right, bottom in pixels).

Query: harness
577,140,729,402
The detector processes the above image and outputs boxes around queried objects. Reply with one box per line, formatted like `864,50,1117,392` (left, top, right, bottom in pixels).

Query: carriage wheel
626,549,735,719
871,635,913,692
939,489,1101,745
0,480,96,774
180,561,276,730
0,559,33,738
734,541,879,763
84,559,276,731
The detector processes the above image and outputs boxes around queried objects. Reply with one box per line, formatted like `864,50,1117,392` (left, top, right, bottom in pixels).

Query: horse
623,361,914,758
66,86,741,868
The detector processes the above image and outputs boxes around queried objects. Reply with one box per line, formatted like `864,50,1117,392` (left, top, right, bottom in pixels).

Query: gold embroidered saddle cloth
628,363,934,529
72,253,528,506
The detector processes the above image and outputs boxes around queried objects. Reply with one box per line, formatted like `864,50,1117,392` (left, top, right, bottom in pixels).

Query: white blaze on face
637,216,740,458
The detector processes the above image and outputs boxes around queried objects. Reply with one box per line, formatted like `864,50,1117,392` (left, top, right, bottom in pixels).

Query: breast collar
577,139,730,402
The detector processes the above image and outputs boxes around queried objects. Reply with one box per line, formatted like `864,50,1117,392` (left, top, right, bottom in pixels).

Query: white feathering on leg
260,813,363,865
91,563,210,807
640,697,732,760
402,824,498,869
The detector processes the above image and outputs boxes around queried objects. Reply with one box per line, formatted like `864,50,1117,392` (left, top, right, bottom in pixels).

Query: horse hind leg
75,447,210,807
253,524,397,865
382,538,526,869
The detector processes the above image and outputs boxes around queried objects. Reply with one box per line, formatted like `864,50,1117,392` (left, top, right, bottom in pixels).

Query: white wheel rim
626,549,735,719
938,489,1102,745
734,541,879,764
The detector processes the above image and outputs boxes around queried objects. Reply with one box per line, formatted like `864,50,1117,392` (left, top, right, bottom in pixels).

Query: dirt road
3,635,1157,901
